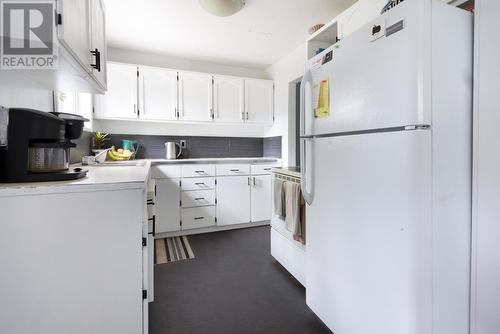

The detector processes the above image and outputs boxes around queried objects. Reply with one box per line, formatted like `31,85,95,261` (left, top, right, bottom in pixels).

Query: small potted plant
92,132,110,155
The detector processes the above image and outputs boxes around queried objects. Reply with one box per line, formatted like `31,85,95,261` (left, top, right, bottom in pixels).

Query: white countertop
0,157,281,197
0,161,152,197
149,157,281,164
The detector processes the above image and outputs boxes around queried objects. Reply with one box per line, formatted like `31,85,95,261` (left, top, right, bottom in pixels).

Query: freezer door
306,130,435,334
307,0,431,136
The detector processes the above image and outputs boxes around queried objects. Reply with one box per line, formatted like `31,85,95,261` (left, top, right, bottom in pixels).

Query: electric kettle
165,142,182,160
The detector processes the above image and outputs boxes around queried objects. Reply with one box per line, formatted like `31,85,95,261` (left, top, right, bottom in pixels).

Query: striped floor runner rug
155,236,195,265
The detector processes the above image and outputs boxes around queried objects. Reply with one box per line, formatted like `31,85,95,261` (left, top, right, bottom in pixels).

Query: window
55,91,93,131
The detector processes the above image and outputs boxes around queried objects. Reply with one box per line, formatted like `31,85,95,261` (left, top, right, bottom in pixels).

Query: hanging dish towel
273,178,285,219
284,181,302,234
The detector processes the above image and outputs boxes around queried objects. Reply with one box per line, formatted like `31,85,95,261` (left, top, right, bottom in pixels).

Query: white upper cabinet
95,63,137,119
244,79,274,124
89,0,107,89
213,76,245,123
56,0,92,70
178,72,213,122
139,67,178,121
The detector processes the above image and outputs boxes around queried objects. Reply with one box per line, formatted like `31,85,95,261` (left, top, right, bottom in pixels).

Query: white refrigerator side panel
306,131,433,334
431,2,473,333
472,1,500,333
308,0,431,136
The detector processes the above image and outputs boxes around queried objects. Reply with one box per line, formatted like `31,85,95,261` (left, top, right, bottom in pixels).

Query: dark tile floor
150,226,332,334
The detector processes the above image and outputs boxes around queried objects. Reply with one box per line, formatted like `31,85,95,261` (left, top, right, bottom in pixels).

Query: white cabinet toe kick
149,162,280,237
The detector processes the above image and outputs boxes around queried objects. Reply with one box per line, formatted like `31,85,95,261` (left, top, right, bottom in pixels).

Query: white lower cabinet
217,175,251,226
182,207,216,230
153,163,278,235
181,189,216,208
155,178,181,233
250,175,272,222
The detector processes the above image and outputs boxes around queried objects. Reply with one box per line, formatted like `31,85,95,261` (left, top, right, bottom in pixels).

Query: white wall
472,1,500,333
265,44,306,166
265,0,386,166
93,47,271,137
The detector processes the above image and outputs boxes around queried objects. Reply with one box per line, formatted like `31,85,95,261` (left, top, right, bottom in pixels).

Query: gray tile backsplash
70,131,92,164
72,133,282,160
263,136,282,158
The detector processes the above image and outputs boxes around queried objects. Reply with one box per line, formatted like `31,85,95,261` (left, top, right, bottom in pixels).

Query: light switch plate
370,17,386,42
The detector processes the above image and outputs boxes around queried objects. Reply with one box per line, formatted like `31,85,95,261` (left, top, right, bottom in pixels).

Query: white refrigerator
301,1,473,334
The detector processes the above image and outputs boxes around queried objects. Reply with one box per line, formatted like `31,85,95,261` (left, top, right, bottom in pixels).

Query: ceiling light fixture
199,0,245,17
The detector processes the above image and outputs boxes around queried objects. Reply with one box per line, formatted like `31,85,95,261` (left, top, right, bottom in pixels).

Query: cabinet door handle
246,112,249,120
241,111,245,120
90,48,101,72
230,169,240,172
194,197,205,201
253,177,256,186
195,171,206,174
194,217,205,220
148,216,156,237
248,177,250,186
195,182,206,186
210,108,214,120
264,168,271,171
133,104,137,114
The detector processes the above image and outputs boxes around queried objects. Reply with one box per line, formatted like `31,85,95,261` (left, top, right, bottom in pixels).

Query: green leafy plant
93,132,109,149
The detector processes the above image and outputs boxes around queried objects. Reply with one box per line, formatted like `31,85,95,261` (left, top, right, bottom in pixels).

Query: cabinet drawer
152,165,182,179
182,164,216,178
181,177,216,191
182,207,216,230
181,190,216,208
251,165,276,175
216,164,250,176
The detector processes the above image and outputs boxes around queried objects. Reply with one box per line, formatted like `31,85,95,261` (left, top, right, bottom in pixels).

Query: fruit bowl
107,146,134,161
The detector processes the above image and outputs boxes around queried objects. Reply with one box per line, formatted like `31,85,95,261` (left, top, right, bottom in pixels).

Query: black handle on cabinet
90,48,101,72
194,197,205,201
195,182,206,186
230,169,240,172
148,215,156,237
194,217,205,220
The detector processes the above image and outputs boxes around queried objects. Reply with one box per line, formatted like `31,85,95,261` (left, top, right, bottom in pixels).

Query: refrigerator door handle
300,70,313,137
300,138,314,205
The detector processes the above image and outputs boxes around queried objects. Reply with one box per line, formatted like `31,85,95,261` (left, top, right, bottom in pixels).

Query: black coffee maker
0,107,89,183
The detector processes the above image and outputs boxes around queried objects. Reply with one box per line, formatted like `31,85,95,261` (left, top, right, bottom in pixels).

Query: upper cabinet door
213,76,244,123
57,0,92,70
94,63,138,119
139,67,178,121
89,0,107,89
244,79,274,124
178,72,213,122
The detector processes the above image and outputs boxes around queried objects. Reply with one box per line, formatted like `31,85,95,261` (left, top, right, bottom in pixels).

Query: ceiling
103,0,357,69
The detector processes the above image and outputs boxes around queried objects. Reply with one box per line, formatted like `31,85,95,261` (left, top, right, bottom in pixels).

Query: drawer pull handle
230,169,240,172
194,217,205,220
195,182,206,186
195,171,206,174
264,168,271,171
194,197,205,200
